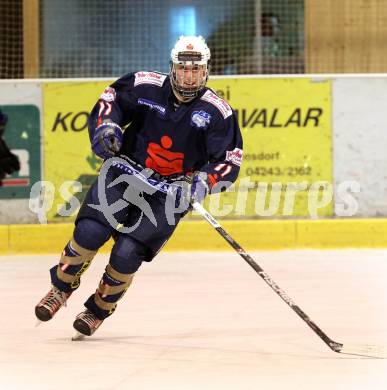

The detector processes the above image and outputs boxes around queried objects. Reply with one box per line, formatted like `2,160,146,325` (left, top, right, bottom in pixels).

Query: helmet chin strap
171,87,195,103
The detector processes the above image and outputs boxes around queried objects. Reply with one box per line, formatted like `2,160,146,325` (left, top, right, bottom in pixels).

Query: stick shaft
192,202,342,352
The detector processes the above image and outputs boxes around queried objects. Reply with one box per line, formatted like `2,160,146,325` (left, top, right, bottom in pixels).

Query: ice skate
35,285,72,322
72,309,103,339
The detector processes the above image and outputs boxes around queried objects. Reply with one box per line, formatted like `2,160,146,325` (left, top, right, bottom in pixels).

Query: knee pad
74,218,111,250
109,235,148,274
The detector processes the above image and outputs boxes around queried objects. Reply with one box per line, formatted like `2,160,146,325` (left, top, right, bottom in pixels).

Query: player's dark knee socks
84,236,147,319
50,219,111,292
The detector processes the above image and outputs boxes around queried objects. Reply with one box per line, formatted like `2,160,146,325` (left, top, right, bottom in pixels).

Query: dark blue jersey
88,71,243,189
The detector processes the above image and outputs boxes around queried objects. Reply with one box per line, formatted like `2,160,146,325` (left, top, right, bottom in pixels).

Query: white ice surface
0,250,386,390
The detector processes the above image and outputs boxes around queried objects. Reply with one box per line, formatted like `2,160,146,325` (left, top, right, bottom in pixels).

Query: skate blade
35,319,42,327
71,332,86,341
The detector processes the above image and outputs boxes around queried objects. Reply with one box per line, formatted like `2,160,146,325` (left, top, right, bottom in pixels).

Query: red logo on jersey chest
145,135,184,175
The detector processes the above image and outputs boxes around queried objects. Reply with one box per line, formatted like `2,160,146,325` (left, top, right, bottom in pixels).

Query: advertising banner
207,77,333,218
0,104,41,199
44,81,109,221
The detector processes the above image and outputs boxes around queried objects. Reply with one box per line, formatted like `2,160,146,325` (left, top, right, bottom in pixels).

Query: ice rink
0,249,386,390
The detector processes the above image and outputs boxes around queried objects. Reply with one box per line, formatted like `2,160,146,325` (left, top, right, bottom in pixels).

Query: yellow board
8,223,73,253
0,226,8,254
2,219,387,254
297,218,387,248
207,78,333,218
163,219,296,251
43,81,112,222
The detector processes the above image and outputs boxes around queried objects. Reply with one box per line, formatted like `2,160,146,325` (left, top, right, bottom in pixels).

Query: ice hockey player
0,109,20,186
35,35,243,338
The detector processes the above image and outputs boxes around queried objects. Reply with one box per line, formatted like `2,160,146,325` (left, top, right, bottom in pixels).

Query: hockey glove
175,172,209,209
91,122,123,159
189,172,209,204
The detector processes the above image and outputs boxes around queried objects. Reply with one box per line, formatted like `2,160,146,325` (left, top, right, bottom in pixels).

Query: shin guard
51,238,98,292
86,264,134,319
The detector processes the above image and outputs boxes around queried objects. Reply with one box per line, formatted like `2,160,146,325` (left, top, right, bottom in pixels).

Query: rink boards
1,218,387,254
1,75,387,219
1,75,387,251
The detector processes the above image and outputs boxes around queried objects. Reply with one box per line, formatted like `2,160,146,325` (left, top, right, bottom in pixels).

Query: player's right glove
91,122,123,159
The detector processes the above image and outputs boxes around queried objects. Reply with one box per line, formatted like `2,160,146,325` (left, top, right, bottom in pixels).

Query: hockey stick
101,158,385,356
192,201,386,358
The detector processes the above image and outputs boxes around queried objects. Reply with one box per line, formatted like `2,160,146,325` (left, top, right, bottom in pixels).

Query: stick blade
337,343,387,358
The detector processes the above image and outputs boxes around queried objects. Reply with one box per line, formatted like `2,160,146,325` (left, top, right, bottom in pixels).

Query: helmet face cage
170,36,211,101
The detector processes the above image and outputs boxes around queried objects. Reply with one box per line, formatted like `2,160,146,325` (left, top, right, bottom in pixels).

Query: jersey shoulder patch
134,71,167,87
200,89,233,119
100,86,116,102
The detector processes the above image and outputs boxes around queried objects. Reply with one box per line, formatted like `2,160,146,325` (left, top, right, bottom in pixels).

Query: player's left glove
188,172,209,204
91,122,123,159
175,172,209,209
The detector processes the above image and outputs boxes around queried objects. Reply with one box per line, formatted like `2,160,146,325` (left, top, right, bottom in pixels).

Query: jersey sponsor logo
138,98,166,115
100,86,116,102
191,110,211,128
225,147,243,167
201,90,233,119
145,135,184,176
134,71,167,87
